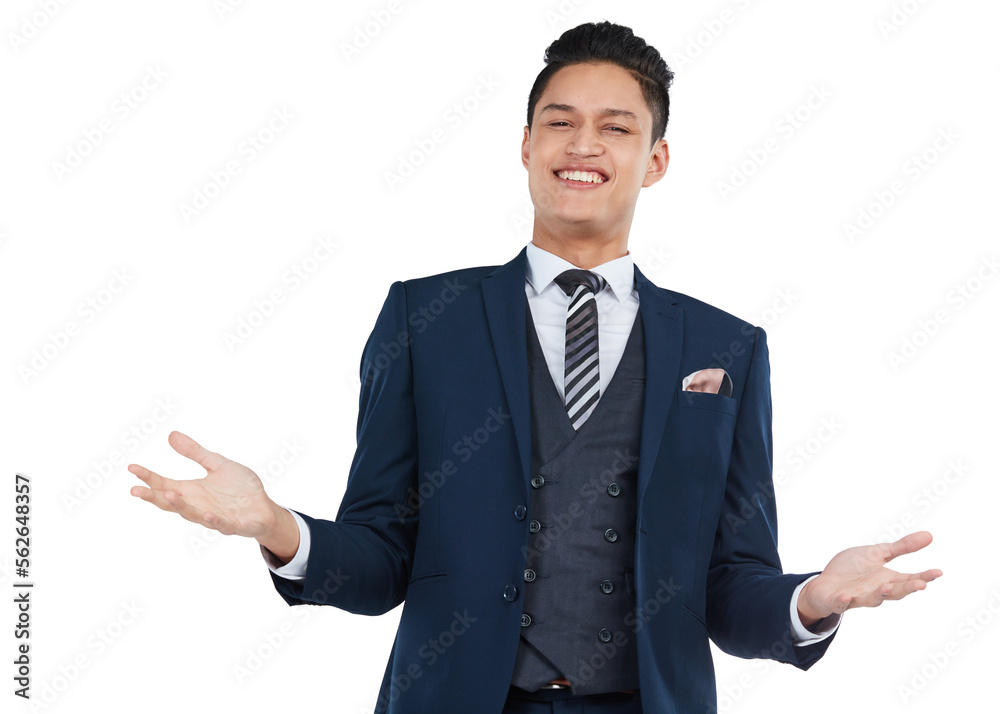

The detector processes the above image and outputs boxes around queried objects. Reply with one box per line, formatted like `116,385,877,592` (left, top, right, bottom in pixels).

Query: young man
130,21,940,713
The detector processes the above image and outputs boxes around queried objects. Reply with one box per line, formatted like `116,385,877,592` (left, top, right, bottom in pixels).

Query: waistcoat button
600,579,614,594
521,613,532,627
531,475,545,489
529,520,541,533
598,628,612,643
524,569,536,582
607,482,621,497
604,528,618,543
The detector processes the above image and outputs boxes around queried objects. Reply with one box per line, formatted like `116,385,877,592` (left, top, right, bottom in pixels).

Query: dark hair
526,21,674,149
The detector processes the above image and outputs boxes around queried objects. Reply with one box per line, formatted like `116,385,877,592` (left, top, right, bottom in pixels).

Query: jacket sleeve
704,326,835,669
269,280,420,616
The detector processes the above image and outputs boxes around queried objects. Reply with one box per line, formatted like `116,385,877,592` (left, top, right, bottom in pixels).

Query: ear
521,125,531,171
642,139,669,188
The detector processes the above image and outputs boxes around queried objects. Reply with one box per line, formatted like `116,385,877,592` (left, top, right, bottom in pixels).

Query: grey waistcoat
510,303,645,695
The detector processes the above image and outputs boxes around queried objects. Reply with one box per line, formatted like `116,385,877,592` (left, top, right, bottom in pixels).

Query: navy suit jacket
270,246,835,713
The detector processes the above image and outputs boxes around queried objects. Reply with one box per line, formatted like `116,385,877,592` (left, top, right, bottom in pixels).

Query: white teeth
557,170,605,184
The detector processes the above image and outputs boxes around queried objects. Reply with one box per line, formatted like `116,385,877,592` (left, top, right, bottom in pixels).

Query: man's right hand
128,430,299,562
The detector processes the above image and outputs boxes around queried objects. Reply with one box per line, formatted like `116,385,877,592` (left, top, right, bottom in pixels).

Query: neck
531,224,629,270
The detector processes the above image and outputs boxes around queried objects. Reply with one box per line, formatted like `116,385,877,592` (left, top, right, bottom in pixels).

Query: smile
554,170,606,185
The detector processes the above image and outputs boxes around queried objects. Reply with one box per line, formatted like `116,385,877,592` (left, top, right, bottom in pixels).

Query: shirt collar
525,241,635,303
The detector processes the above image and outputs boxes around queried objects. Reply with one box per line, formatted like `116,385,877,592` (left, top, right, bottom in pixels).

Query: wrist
256,502,299,565
797,578,831,628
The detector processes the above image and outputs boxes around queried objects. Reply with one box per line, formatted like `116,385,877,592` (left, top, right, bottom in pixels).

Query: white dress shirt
262,240,841,645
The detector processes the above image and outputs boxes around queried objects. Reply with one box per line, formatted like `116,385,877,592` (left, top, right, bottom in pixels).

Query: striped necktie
553,269,607,430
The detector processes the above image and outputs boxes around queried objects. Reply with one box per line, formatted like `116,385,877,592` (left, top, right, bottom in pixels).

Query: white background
2,1,997,712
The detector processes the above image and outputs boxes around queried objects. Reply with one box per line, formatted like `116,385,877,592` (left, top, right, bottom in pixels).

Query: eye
607,126,629,133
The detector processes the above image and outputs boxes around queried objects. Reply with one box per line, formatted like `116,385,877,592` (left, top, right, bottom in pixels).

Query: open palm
799,531,942,622
129,430,274,538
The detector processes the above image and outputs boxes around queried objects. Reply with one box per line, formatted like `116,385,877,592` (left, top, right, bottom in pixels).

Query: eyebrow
538,103,639,122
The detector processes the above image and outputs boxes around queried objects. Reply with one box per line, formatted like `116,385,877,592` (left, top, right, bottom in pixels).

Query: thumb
167,431,226,472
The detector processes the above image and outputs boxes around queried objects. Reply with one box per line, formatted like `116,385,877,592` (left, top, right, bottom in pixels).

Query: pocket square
681,368,733,398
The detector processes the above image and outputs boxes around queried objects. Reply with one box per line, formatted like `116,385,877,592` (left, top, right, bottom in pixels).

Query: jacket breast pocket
675,388,738,416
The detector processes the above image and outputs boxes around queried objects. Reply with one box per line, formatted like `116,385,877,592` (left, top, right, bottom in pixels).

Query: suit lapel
481,247,533,494
634,265,684,509
481,249,685,505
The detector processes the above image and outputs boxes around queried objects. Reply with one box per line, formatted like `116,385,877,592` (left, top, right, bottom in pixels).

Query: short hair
526,21,674,149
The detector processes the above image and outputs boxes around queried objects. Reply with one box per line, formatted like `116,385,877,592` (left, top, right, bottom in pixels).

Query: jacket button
524,569,536,582
598,629,612,643
529,520,541,533
521,613,532,627
607,482,621,497
531,475,545,489
600,579,614,594
513,504,527,520
503,584,518,602
604,528,618,543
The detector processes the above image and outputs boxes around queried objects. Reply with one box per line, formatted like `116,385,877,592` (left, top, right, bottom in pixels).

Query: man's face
521,62,668,241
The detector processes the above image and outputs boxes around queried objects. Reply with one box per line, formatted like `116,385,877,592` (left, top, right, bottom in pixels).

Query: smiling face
521,61,669,260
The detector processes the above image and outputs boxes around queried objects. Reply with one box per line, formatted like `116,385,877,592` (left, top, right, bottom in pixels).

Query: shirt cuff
260,508,310,581
790,574,842,646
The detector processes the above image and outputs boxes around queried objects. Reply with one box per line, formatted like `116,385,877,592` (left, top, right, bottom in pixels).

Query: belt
540,679,636,694
541,678,571,689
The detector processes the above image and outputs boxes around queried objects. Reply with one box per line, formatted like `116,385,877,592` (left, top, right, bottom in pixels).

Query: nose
566,122,604,157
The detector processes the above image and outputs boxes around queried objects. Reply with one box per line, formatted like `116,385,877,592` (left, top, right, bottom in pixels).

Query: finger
168,431,226,472
918,568,944,582
883,531,933,563
128,463,180,493
881,578,929,601
162,489,235,534
129,482,182,515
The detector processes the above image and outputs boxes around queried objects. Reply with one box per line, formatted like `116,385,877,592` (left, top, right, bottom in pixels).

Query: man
129,21,941,713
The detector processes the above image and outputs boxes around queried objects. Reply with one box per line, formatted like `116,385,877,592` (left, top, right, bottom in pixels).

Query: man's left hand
797,531,942,628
